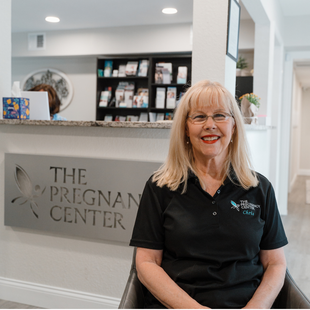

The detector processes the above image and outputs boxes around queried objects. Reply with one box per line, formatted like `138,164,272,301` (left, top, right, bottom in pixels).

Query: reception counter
0,119,275,309
0,119,272,130
0,119,172,128
0,119,171,309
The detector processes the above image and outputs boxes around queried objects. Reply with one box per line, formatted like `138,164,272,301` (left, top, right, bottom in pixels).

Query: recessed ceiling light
45,16,60,23
162,8,178,14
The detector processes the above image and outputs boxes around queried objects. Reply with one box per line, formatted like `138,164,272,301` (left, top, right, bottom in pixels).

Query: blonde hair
152,80,258,192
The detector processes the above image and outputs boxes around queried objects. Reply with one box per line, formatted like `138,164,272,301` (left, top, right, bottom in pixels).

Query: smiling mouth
201,136,220,141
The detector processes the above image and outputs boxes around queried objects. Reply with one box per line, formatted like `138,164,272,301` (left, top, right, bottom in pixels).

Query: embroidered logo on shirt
230,200,260,216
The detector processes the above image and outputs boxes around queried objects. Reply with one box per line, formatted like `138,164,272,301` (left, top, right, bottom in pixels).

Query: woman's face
186,103,235,165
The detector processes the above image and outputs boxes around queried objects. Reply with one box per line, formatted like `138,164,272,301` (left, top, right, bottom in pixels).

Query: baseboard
298,169,310,176
0,277,120,309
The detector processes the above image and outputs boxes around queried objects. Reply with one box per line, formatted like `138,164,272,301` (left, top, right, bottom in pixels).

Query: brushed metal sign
5,153,161,243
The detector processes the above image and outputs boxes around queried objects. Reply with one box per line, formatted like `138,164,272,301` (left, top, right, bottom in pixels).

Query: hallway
282,175,310,299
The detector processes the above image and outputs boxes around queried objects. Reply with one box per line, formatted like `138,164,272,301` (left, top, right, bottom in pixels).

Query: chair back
273,269,310,309
118,248,145,308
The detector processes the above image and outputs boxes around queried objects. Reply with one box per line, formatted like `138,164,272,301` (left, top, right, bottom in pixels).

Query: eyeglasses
187,112,233,124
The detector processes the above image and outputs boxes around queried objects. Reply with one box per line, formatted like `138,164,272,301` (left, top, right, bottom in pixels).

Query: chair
273,269,310,309
119,248,145,309
119,248,310,309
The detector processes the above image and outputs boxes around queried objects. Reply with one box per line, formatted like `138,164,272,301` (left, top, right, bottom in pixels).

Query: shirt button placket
211,200,219,225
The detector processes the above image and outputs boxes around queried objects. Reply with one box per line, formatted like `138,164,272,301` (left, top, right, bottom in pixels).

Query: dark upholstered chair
273,269,310,309
119,248,145,309
119,248,310,309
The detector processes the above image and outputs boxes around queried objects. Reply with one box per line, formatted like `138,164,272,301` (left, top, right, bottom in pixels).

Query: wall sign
22,68,73,112
5,154,161,244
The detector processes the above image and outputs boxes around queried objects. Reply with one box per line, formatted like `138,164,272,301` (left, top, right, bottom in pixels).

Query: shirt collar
188,166,239,185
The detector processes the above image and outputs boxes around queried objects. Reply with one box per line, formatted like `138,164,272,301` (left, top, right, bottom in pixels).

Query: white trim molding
0,277,120,309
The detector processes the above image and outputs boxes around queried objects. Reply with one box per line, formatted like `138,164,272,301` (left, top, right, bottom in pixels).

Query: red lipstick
201,135,220,144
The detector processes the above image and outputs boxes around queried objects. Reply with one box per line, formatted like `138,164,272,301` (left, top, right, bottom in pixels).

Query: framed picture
226,0,241,62
22,68,73,112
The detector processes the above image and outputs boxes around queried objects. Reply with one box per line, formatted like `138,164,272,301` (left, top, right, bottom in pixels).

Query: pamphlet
139,112,148,122
125,61,138,76
156,113,165,121
124,89,134,108
104,115,113,121
118,65,126,77
157,63,172,82
149,112,157,122
156,87,166,108
104,60,113,77
166,87,177,109
177,66,188,84
99,87,112,107
138,60,149,77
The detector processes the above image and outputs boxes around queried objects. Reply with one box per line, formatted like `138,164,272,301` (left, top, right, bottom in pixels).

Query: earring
231,139,233,143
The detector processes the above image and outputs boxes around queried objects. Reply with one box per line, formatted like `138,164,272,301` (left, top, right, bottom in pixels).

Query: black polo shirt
130,171,288,309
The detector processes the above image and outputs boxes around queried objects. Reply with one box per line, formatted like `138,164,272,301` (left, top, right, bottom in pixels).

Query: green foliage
236,56,248,70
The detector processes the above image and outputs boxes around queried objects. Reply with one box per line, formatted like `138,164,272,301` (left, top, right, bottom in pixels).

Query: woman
130,80,288,309
29,84,67,120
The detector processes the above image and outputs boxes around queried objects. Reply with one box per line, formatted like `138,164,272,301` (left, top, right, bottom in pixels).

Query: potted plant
236,56,248,76
239,93,261,124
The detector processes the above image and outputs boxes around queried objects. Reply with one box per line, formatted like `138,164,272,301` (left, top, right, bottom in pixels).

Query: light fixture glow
45,16,60,23
162,8,178,14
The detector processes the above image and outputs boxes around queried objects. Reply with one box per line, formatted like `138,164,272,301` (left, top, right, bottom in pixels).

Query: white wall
299,88,310,174
289,72,302,190
239,19,255,50
12,20,254,58
192,0,232,88
12,23,193,58
283,16,310,50
12,56,97,121
269,41,284,198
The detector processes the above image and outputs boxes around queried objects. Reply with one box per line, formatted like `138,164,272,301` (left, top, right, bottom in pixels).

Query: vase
241,98,258,125
236,68,241,76
243,116,258,125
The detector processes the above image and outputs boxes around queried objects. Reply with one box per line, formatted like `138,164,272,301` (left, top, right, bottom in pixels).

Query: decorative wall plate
22,68,73,112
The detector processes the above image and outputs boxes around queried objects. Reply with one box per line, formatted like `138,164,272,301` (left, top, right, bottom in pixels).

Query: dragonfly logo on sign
12,165,46,218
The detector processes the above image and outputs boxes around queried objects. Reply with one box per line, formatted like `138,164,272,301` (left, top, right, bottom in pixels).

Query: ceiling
11,0,194,33
11,0,254,33
12,0,310,33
